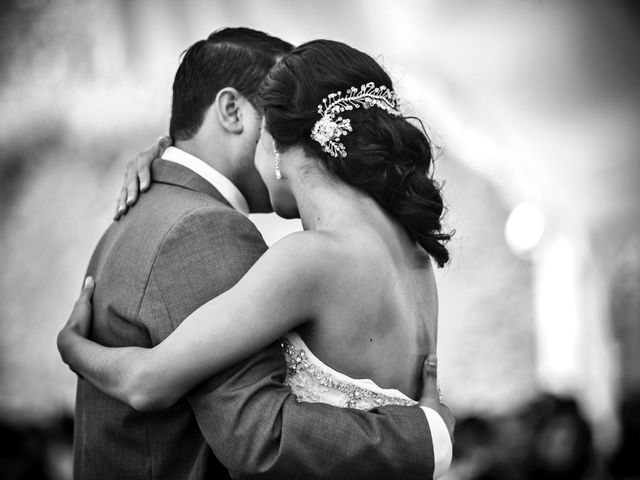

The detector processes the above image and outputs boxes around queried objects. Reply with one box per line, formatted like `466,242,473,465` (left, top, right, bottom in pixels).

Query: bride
58,39,452,431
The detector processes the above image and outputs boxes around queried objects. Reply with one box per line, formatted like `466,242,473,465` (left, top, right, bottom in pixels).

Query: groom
77,27,452,480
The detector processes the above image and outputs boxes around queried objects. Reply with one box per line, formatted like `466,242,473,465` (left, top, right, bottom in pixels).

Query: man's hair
170,27,293,141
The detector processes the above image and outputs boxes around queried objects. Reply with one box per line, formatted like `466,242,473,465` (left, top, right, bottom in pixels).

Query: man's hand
115,135,172,220
419,354,454,441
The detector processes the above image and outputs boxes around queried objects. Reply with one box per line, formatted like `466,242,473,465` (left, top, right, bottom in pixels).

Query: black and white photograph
1,1,639,479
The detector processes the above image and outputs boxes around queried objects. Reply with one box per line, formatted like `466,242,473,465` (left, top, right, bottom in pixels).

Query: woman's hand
115,136,172,220
55,277,153,408
64,276,95,338
57,277,95,373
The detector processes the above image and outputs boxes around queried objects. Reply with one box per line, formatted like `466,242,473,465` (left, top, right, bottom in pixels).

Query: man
76,27,452,479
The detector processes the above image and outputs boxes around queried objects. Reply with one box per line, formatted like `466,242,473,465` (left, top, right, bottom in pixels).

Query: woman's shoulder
270,230,352,262
235,231,352,320
258,230,357,284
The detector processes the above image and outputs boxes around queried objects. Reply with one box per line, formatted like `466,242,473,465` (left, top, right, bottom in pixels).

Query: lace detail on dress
280,332,417,410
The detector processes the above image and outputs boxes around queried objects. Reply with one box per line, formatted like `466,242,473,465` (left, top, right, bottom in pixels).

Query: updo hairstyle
259,40,452,266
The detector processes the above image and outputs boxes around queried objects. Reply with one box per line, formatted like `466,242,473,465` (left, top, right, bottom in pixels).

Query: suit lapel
151,159,233,209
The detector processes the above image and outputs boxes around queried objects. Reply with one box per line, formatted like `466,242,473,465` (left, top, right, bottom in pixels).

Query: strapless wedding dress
280,331,416,410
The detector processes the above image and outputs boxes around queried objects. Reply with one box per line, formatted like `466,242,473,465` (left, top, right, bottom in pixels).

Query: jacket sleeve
141,206,435,480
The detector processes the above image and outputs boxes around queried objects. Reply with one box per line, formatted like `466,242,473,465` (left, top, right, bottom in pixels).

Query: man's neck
165,143,250,215
174,139,237,182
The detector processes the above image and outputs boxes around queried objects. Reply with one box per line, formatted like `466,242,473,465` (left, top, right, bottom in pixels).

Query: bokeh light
504,202,545,256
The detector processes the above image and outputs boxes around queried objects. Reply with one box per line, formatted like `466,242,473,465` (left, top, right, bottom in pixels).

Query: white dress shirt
162,146,249,215
162,146,452,478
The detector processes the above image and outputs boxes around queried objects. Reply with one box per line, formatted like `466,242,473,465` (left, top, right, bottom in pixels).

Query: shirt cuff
420,406,452,479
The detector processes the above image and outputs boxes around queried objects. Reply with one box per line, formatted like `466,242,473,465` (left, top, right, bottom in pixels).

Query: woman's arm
57,277,164,409
58,232,329,411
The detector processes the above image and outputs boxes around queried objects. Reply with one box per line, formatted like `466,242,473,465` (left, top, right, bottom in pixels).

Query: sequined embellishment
280,335,416,410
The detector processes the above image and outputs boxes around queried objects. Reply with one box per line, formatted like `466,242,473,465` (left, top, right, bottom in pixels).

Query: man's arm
143,207,448,479
190,344,436,479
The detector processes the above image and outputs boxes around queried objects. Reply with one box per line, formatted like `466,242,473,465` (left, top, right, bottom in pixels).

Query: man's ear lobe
215,87,244,134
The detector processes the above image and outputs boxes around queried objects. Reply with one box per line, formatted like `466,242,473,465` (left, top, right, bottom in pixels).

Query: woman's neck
289,167,386,233
286,158,429,268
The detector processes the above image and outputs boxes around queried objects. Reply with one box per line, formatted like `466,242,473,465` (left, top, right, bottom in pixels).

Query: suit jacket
74,159,434,480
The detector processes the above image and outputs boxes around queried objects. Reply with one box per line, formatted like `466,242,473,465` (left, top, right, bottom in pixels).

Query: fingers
75,276,95,310
138,160,151,192
135,142,156,193
419,354,440,407
147,135,171,187
140,135,170,191
423,354,438,393
438,402,456,443
58,277,96,367
419,354,455,441
114,155,143,220
65,276,95,340
115,186,128,220
80,276,95,299
446,406,455,442
114,135,171,220
70,276,94,323
158,135,172,148
419,353,455,442
125,160,140,206
157,134,172,152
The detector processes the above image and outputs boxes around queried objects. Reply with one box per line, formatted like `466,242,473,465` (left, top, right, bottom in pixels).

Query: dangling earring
273,141,282,180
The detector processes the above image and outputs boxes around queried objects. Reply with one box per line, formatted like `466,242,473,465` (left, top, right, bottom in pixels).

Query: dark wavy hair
259,40,452,267
170,27,293,141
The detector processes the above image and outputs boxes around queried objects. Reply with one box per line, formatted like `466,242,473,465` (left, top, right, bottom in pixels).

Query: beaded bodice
280,331,417,410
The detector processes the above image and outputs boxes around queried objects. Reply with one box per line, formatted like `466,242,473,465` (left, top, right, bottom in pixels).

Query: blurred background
1,0,639,479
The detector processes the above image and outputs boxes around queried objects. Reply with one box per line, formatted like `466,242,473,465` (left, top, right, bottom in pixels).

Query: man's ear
214,87,244,134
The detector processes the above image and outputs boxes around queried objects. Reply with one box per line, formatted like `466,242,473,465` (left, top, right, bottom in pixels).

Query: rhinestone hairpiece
310,82,401,158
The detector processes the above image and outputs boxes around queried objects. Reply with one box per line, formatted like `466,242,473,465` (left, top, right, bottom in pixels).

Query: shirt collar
161,146,249,215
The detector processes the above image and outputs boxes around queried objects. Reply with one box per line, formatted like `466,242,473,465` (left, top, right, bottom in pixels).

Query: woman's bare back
295,219,438,401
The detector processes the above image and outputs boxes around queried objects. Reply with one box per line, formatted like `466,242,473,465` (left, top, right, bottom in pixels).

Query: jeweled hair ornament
310,82,401,158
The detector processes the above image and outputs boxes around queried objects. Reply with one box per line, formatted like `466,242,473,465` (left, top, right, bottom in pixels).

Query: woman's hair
259,39,452,266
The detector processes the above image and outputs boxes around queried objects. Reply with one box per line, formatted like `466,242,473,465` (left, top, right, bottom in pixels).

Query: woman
58,40,451,416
